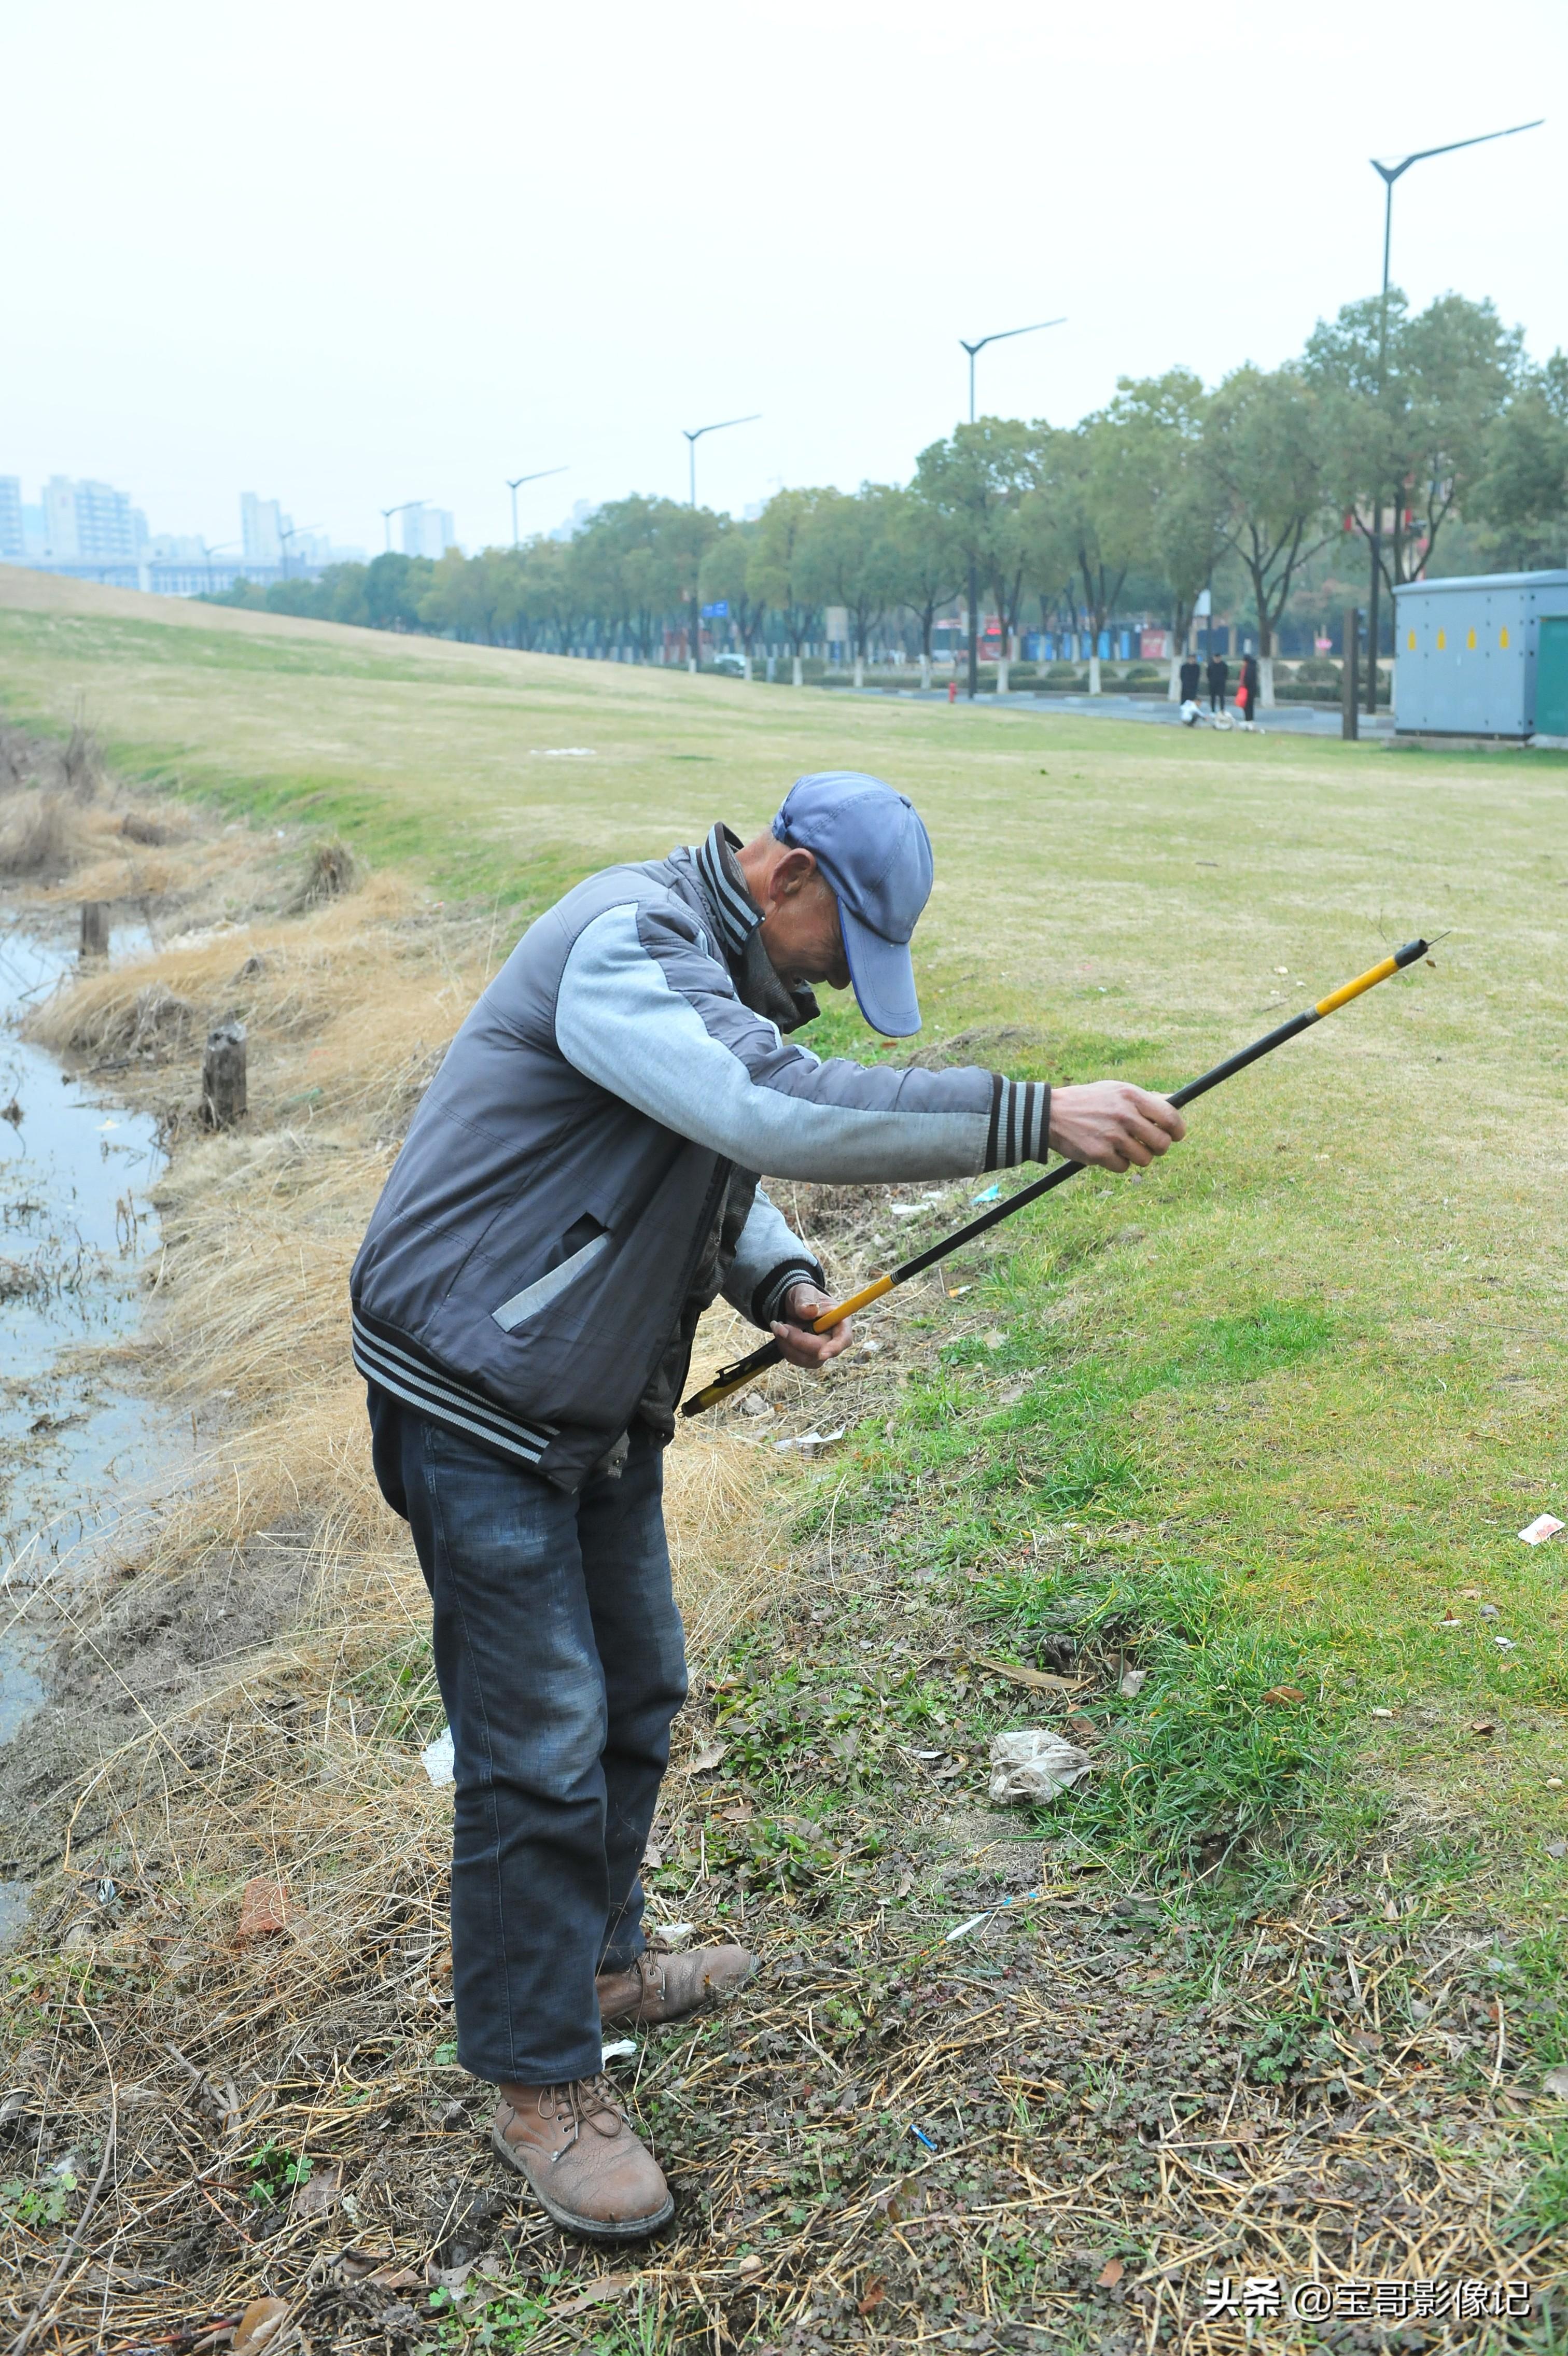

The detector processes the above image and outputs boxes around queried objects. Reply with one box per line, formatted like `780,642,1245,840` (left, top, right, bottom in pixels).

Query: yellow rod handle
810,1271,894,1330
1314,953,1399,1019
806,1281,891,1338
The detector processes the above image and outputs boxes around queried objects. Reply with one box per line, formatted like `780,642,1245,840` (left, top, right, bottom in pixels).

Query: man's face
758,854,851,992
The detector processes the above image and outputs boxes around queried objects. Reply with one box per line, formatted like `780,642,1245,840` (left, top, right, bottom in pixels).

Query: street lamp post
506,466,568,548
681,414,761,511
1364,116,1542,713
200,539,239,595
957,318,1065,699
278,522,321,584
380,501,424,555
679,415,760,671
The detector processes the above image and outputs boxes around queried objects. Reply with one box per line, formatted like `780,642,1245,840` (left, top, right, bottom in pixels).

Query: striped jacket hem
351,1308,558,1469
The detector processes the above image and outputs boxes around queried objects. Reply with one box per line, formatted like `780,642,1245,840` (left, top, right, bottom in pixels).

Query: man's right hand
1047,1082,1186,1173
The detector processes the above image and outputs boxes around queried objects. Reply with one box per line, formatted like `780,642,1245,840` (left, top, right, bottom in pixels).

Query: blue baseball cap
772,772,934,1036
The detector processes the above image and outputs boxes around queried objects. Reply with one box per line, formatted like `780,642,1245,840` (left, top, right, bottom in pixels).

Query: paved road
863,686,1395,738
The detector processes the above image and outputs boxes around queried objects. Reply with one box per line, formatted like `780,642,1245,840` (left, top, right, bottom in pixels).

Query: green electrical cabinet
1538,615,1568,740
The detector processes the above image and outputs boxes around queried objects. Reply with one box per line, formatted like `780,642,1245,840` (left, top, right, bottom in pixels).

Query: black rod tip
1393,937,1430,968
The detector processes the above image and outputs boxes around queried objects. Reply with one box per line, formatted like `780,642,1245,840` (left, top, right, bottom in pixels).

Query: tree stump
202,1019,247,1128
79,900,110,959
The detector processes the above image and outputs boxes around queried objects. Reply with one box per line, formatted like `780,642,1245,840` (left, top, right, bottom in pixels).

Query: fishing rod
682,936,1433,1418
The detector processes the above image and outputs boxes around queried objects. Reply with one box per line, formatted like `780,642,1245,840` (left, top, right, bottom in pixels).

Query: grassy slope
3,571,1565,1867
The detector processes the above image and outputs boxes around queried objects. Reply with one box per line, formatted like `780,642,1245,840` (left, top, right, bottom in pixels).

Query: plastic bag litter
1520,1513,1564,1545
988,1729,1093,1806
421,1728,455,1788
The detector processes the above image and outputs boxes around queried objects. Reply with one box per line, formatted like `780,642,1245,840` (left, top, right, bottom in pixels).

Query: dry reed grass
0,779,811,2345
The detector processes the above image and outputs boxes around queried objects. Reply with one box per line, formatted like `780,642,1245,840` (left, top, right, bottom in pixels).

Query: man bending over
351,770,1184,2239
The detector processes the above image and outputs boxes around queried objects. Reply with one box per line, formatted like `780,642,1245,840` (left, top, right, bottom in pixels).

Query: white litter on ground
530,747,597,758
775,1426,845,1451
600,2039,638,2064
988,1729,1094,1805
1519,1513,1564,1545
421,1728,455,1787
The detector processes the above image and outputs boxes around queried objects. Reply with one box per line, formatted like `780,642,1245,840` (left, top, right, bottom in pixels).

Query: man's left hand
772,1283,852,1369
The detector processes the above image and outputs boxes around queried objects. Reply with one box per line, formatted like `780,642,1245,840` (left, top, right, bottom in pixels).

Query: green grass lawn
4,566,1567,1910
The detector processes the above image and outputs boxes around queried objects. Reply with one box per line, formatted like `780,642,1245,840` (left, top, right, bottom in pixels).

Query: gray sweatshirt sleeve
554,900,1050,1182
722,1183,824,1328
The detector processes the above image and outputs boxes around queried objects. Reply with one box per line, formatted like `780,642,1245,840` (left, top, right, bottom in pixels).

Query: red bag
1236,681,1249,711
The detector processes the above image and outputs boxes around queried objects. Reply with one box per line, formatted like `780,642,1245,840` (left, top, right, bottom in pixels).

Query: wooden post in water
202,1019,247,1128
80,901,110,959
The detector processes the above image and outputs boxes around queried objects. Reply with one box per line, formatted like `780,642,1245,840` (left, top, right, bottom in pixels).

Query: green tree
1102,370,1220,697
748,489,831,684
1473,354,1568,571
1305,291,1523,657
914,419,1039,694
1202,366,1333,686
798,485,900,686
883,484,962,688
698,522,766,676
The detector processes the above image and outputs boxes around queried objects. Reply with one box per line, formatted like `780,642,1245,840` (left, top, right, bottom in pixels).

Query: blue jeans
368,1391,688,2086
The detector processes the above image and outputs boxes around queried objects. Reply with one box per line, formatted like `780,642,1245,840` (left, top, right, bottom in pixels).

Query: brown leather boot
492,2075,673,2239
596,1943,755,2027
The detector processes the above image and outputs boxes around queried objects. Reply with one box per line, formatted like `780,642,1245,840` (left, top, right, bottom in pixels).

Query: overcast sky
5,0,1562,554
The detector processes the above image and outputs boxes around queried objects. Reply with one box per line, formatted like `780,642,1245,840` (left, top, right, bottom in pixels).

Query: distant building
400,503,455,560
39,476,146,564
0,476,21,562
241,492,287,566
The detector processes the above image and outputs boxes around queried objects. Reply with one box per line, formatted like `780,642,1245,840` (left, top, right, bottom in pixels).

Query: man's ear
769,846,818,905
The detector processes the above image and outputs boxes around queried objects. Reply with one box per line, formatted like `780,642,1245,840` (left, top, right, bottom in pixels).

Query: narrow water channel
0,918,182,1941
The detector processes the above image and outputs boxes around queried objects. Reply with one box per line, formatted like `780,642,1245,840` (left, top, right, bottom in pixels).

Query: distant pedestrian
1179,654,1201,704
947,678,958,704
1207,654,1228,713
1238,653,1259,723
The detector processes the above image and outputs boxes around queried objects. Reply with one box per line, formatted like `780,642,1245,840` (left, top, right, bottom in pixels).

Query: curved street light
506,466,568,548
681,414,760,511
956,318,1066,697
1362,118,1542,711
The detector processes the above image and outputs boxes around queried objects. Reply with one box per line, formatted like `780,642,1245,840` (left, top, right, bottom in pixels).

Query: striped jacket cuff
984,1078,1052,1170
752,1256,827,1329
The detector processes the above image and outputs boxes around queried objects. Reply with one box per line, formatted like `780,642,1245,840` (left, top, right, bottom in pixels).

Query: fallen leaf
555,2275,636,2316
231,2298,290,2356
1098,2257,1125,2288
1261,1685,1305,1707
236,1878,291,1943
1543,2066,1568,2099
1118,1666,1147,1698
297,2161,344,2218
688,1743,727,1773
366,2267,424,2290
1472,1720,1497,1737
737,2253,764,2277
857,2277,887,2314
975,1656,1086,1693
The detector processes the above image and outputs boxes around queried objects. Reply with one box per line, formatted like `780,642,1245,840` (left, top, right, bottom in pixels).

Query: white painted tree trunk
1259,655,1276,709
919,653,932,691
743,652,753,681
996,658,1010,697
792,653,803,688
1168,654,1182,700
1088,653,1102,695
853,655,865,689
